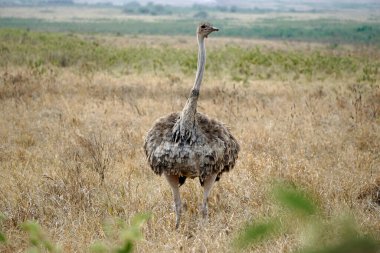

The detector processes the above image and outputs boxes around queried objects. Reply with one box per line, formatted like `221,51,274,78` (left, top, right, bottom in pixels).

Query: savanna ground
0,6,380,252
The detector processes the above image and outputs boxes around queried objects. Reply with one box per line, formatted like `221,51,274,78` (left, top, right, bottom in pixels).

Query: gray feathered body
144,111,240,184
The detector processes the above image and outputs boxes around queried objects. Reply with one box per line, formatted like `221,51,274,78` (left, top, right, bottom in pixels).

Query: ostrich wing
144,112,240,181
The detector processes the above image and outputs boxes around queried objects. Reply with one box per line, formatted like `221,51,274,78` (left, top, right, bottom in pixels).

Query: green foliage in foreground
1,186,379,252
0,213,6,244
1,29,379,83
273,183,317,216
90,213,151,253
22,221,60,253
2,214,150,253
235,182,380,253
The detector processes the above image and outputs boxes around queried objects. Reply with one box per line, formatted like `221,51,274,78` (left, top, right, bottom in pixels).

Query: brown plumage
144,111,239,183
143,23,240,229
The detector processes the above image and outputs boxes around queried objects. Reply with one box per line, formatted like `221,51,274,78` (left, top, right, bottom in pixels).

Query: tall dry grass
0,32,379,252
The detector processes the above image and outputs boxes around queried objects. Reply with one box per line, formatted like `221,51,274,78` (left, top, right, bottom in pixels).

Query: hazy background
0,0,379,44
1,0,380,9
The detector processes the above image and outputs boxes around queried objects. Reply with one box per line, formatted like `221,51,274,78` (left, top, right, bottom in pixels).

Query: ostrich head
197,22,219,38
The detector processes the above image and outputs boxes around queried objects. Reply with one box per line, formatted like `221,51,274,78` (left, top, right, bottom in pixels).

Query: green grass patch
0,28,379,83
1,17,380,45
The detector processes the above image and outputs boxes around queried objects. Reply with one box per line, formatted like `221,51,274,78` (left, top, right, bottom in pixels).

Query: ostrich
144,23,240,229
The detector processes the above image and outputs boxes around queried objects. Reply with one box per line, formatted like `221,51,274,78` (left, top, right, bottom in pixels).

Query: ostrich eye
201,25,206,29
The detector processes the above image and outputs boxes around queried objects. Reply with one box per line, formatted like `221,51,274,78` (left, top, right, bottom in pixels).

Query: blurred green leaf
235,219,279,249
116,213,150,253
90,213,150,253
26,247,39,253
0,232,6,243
89,242,108,253
300,236,380,253
22,221,42,247
235,182,380,253
120,213,151,242
21,221,59,253
0,212,5,243
116,241,133,253
274,184,317,216
131,213,151,228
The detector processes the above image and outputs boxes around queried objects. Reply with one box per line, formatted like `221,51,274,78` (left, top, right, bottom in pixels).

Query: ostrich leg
165,174,181,229
201,173,218,219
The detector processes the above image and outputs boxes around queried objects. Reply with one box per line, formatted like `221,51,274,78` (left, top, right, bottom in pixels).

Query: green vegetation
7,183,379,253
2,214,150,253
3,183,380,252
228,18,380,44
22,221,60,253
0,213,5,244
121,2,263,16
1,28,379,83
0,17,379,45
90,214,150,253
235,182,380,253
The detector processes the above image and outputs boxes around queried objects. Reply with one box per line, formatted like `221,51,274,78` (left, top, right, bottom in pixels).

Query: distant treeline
0,1,313,13
0,0,73,6
122,2,173,16
0,17,379,45
121,2,269,16
1,0,380,12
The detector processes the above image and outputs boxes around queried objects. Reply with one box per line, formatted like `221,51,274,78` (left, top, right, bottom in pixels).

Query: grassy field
0,27,379,252
1,5,380,44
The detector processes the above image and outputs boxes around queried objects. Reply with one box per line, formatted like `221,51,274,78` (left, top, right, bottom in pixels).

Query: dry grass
0,35,379,252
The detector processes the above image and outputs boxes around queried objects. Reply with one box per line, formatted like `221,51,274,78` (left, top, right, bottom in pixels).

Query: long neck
193,35,206,92
181,35,206,116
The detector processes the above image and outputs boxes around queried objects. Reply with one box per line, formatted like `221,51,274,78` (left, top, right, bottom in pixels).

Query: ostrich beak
204,26,219,38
